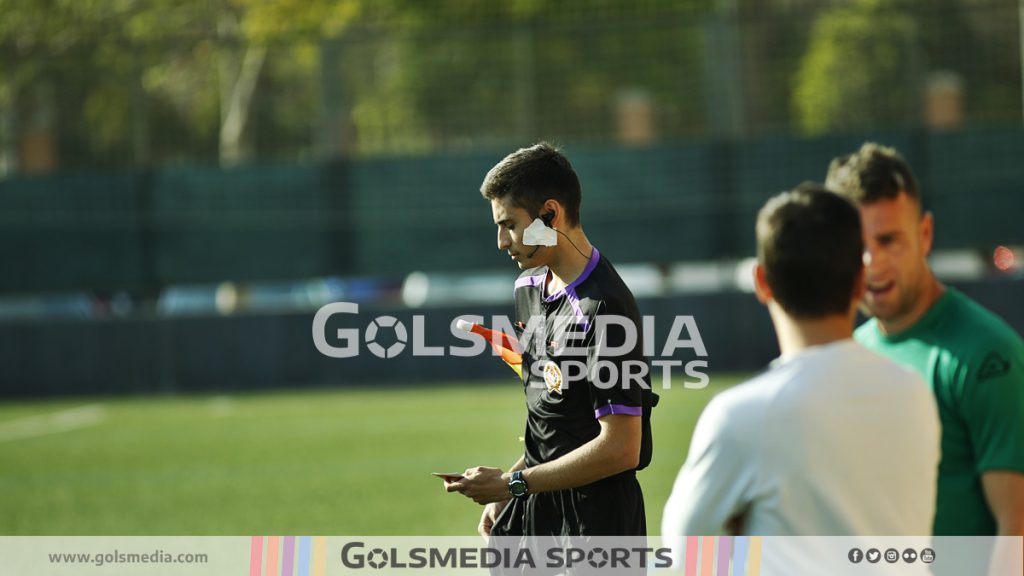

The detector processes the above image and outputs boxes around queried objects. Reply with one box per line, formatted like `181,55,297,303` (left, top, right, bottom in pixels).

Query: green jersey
855,287,1024,535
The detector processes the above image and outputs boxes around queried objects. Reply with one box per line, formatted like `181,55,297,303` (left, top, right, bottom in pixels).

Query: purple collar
543,247,600,303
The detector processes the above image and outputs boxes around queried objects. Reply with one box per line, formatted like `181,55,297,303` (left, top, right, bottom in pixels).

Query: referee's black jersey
512,247,654,470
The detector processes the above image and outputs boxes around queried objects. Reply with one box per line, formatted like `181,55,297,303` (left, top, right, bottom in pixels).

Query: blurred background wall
1,0,1022,396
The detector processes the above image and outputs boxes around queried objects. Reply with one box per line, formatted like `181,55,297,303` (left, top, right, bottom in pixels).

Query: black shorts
490,471,646,536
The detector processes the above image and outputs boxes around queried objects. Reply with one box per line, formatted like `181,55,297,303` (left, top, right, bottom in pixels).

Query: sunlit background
0,0,1022,534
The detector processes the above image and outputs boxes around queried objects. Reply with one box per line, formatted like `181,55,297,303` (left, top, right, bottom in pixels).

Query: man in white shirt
662,184,940,540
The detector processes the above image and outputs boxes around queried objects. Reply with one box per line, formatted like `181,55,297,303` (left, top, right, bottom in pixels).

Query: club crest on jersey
543,361,563,394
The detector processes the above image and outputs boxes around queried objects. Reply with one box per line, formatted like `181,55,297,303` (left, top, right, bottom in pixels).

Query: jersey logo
978,352,1010,383
543,361,563,394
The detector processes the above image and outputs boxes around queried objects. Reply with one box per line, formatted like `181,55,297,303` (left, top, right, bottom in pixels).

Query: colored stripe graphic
685,536,699,576
250,536,263,576
259,535,749,576
747,537,763,575
282,536,295,576
266,536,279,576
716,537,732,576
298,537,311,576
733,537,749,576
312,537,327,576
700,536,715,576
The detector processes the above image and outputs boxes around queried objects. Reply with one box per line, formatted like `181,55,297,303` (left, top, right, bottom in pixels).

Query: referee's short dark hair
756,183,864,318
825,142,921,209
480,142,582,227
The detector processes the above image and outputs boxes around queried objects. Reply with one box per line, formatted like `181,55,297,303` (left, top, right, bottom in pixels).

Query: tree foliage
0,0,1019,169
793,0,920,135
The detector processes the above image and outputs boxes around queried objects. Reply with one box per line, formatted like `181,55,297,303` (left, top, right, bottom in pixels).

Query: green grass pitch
0,376,745,535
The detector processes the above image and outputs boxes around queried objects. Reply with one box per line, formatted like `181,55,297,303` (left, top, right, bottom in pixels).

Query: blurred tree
1,0,1018,168
910,0,1021,127
0,0,217,168
0,0,363,169
221,0,362,164
336,0,714,154
793,0,921,135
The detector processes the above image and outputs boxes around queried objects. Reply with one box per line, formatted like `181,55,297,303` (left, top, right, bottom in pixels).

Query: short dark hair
825,142,920,207
757,183,864,318
480,142,582,226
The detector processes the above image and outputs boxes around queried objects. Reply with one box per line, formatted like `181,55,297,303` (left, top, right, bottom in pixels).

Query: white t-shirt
661,339,940,537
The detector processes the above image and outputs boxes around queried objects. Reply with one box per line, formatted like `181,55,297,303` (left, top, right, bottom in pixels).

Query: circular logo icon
367,548,388,569
587,548,609,568
902,548,918,563
848,548,863,564
920,548,935,564
866,549,881,563
543,361,563,394
365,316,407,359
884,548,900,563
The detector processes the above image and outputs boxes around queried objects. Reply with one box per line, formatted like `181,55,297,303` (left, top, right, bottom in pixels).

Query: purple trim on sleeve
543,247,600,303
594,404,643,419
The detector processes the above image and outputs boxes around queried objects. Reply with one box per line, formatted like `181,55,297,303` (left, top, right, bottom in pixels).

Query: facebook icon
848,548,863,564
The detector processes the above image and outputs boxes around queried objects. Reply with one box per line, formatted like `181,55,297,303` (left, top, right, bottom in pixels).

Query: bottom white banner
0,535,1020,576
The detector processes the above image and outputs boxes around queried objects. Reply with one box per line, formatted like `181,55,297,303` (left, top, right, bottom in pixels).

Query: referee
445,143,655,537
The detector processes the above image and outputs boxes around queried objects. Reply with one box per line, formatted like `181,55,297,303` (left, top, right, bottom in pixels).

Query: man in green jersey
825,142,1024,536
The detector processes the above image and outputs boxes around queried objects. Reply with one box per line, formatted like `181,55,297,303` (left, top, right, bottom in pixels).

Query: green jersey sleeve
959,337,1024,473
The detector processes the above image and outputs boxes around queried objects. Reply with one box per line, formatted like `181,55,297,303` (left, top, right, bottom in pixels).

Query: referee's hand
444,466,509,505
479,500,510,538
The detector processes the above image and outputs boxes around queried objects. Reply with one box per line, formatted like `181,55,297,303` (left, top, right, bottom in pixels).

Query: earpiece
526,212,558,259
526,209,591,262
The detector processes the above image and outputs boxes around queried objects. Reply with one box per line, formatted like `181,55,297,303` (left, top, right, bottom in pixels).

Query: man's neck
545,229,593,296
771,306,854,358
877,275,946,336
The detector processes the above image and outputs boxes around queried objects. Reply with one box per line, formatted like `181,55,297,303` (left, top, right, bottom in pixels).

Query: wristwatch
508,470,529,499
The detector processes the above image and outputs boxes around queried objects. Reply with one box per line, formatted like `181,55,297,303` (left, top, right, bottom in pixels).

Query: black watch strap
508,470,529,499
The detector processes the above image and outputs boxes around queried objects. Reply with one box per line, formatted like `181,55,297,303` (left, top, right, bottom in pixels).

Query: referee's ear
753,264,773,306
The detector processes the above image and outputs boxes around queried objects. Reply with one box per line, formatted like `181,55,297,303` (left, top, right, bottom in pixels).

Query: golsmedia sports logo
312,302,709,389
340,542,673,571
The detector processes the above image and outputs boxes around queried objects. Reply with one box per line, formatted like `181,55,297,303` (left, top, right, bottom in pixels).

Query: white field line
0,404,107,443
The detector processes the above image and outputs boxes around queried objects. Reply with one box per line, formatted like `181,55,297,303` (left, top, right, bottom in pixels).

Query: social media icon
903,548,918,563
848,548,863,564
920,548,935,564
866,549,881,563
885,549,899,563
